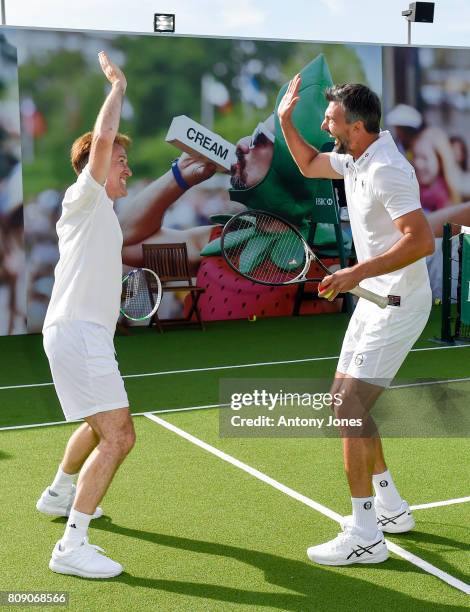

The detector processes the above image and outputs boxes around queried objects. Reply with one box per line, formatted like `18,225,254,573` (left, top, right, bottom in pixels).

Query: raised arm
88,51,127,185
277,74,342,180
119,152,216,246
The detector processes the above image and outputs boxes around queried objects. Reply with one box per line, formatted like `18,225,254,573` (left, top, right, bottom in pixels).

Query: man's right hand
278,73,301,123
98,51,127,92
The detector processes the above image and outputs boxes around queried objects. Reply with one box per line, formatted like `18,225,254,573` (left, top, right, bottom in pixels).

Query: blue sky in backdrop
4,0,470,48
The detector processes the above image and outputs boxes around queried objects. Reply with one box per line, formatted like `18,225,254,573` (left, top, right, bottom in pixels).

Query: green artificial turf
1,306,470,428
0,417,469,611
0,306,469,610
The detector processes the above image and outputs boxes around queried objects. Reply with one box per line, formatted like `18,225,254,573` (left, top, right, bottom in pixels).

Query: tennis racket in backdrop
221,210,389,309
120,268,162,321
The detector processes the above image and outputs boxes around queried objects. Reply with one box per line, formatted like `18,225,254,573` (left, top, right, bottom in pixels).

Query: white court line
411,496,470,510
0,356,337,391
144,413,470,596
0,381,54,391
2,407,469,593
0,419,72,431
391,377,470,389
1,341,470,392
2,371,470,431
0,403,229,432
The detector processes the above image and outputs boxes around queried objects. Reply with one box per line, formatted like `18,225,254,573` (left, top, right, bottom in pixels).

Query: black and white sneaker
307,528,389,566
374,500,415,533
341,500,415,534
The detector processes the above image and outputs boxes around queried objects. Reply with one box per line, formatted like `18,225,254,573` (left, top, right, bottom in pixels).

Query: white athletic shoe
49,538,122,578
307,528,388,566
341,500,415,534
36,486,103,519
374,500,415,533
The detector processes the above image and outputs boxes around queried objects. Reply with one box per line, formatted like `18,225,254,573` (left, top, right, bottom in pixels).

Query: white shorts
337,300,431,387
43,320,128,421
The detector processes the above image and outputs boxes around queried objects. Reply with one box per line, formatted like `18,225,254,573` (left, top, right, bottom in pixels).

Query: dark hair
325,84,381,134
449,135,468,171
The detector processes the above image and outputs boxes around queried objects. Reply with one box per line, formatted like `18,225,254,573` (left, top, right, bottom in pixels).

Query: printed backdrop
2,27,469,335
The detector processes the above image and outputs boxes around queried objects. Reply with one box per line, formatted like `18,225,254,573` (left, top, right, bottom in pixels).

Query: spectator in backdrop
230,116,275,190
119,118,275,270
425,202,470,300
0,206,26,334
450,135,468,172
411,127,461,213
385,104,423,159
119,151,217,269
427,201,470,236
121,55,335,270
121,54,340,322
0,122,26,335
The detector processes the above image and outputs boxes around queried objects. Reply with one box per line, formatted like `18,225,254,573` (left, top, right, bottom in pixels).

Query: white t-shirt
43,165,123,335
329,131,431,312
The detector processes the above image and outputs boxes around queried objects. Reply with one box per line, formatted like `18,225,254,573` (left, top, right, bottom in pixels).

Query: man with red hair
38,52,134,579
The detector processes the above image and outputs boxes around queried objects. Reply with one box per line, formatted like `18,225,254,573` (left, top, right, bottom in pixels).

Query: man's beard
230,148,248,190
334,137,349,154
230,174,248,190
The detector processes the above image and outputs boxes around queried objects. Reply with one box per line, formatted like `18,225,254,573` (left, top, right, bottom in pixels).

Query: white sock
50,466,77,496
373,469,403,510
61,509,92,551
351,496,377,539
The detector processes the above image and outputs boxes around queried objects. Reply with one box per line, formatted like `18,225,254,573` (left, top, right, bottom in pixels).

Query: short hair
325,84,381,134
70,131,132,175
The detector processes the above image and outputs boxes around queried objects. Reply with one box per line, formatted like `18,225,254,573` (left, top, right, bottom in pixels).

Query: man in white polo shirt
36,51,134,578
278,79,435,565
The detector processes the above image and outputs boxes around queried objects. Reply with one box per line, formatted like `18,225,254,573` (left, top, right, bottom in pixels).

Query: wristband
171,158,190,191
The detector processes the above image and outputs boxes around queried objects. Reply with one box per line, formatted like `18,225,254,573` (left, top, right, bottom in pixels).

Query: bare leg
342,438,376,497
61,423,99,475
373,437,387,475
331,372,384,497
73,407,135,515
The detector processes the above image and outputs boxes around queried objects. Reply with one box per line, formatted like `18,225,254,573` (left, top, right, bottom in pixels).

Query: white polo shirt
43,164,123,335
329,131,431,312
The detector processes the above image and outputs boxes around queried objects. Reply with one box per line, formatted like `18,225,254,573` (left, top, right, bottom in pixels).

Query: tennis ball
320,289,335,300
248,314,257,322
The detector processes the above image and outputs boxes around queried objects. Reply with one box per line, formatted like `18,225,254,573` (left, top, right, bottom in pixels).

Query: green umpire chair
292,175,354,316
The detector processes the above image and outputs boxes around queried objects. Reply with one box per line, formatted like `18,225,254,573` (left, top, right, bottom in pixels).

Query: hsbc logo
315,197,334,206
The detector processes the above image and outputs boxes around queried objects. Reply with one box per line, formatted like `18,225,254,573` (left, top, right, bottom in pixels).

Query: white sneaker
341,500,415,534
36,486,103,519
49,538,122,578
307,528,388,566
375,500,415,533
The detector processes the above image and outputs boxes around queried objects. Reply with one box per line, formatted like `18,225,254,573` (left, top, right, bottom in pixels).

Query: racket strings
223,212,307,284
121,270,155,320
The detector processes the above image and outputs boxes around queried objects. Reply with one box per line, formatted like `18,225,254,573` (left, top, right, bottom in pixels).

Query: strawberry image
184,227,342,321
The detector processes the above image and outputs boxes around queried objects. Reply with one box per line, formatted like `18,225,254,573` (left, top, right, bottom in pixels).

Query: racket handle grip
350,286,389,309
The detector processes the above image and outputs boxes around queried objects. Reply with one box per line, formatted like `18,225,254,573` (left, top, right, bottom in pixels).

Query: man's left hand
318,266,362,300
178,152,217,187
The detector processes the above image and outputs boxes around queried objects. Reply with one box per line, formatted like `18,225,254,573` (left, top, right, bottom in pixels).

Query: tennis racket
221,210,389,309
120,268,162,321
